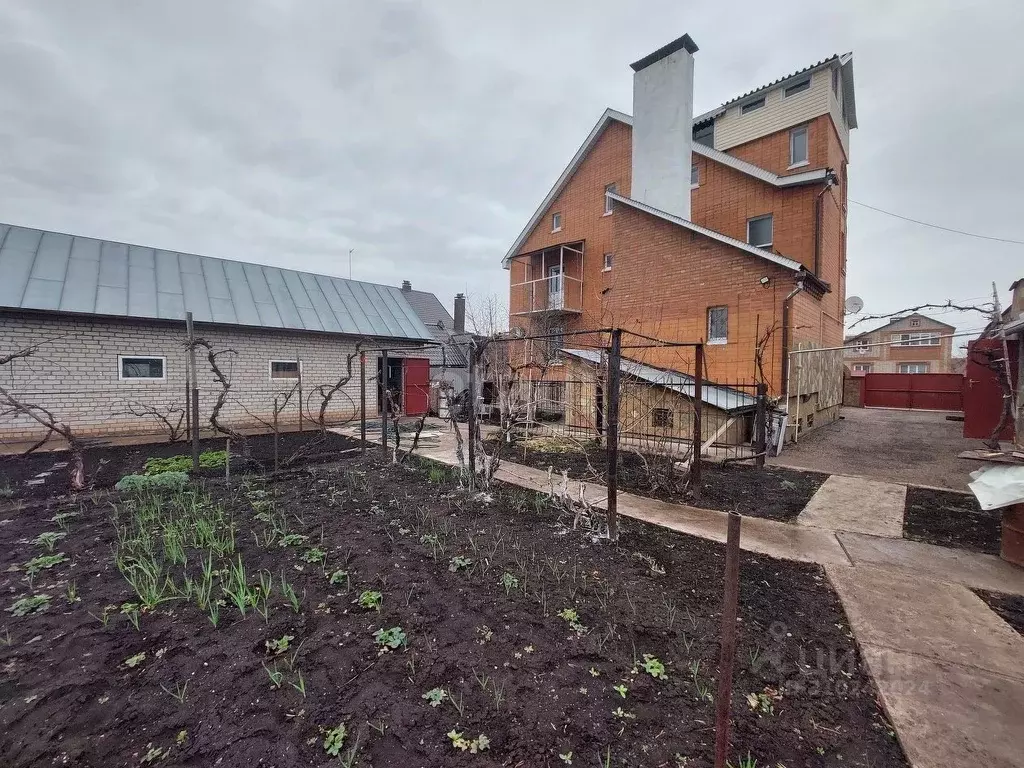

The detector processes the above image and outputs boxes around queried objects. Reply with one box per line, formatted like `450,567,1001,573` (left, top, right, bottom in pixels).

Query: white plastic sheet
968,465,1024,511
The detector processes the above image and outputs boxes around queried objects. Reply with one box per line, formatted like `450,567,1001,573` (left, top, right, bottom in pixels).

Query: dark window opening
741,97,765,114
120,356,164,379
784,78,811,97
652,408,674,428
270,360,300,379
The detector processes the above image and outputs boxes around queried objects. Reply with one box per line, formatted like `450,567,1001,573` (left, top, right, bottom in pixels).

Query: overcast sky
1,1,1021,340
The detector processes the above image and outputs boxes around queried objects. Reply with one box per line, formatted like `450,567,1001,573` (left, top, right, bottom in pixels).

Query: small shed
561,349,758,452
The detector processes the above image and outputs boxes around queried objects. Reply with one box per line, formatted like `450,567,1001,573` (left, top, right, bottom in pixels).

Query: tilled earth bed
902,486,1001,554
496,440,829,521
0,431,363,501
0,454,905,767
974,589,1024,637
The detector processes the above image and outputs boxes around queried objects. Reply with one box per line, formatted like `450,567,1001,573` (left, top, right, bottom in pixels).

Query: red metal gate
963,339,1019,440
402,358,430,416
862,373,963,411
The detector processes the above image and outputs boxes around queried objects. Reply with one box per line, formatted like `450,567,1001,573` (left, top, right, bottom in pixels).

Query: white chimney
630,34,698,220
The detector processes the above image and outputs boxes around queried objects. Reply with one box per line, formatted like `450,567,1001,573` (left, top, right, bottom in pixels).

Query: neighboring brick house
0,223,434,443
503,34,856,439
843,313,956,374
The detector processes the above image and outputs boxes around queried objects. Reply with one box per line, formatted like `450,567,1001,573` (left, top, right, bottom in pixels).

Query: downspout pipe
781,279,806,417
812,172,837,276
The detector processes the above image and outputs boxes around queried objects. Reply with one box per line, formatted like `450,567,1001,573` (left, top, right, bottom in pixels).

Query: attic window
910,319,921,327
741,97,765,114
552,212,562,232
784,78,811,97
693,122,714,147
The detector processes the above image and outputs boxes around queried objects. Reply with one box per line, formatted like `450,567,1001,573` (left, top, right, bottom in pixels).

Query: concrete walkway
410,430,1024,767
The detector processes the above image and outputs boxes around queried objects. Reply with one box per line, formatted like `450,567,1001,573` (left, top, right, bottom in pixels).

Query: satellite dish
845,296,864,314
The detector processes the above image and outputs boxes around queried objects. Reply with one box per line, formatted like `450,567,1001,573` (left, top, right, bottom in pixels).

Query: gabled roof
563,348,758,414
844,313,956,342
400,287,468,367
606,192,803,272
0,222,434,341
501,108,831,267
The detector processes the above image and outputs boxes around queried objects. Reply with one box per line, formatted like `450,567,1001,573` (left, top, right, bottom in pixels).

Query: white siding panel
714,69,832,151
829,89,851,158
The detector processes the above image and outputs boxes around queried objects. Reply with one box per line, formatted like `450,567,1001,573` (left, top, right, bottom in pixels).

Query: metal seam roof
0,222,434,342
606,192,803,272
562,348,758,414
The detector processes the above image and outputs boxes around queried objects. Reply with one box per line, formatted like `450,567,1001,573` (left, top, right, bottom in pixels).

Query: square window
789,126,808,167
707,306,728,344
546,326,564,360
784,78,811,97
741,97,765,114
119,356,165,380
898,363,929,374
270,360,300,380
652,407,674,428
604,183,617,214
690,163,699,187
602,253,613,271
746,215,773,248
551,212,562,232
910,319,921,327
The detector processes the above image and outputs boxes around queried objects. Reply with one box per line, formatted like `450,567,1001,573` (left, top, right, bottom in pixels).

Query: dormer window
741,97,765,114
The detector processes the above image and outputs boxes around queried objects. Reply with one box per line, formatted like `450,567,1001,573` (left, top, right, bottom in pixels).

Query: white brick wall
0,313,383,441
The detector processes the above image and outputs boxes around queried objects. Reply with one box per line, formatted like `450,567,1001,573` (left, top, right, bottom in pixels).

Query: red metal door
963,339,1019,440
402,358,430,416
862,373,963,410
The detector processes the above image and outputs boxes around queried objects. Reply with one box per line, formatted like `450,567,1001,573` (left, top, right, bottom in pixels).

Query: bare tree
848,300,993,329
189,338,248,454
116,400,186,442
0,347,86,491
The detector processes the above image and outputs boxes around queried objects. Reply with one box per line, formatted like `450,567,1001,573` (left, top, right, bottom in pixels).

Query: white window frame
746,214,773,248
789,125,809,168
891,332,940,347
910,319,921,327
603,184,617,215
269,359,302,381
602,253,613,271
690,163,699,188
741,97,765,114
707,305,728,345
784,78,811,97
118,355,166,381
898,363,929,374
851,363,872,372
551,212,562,232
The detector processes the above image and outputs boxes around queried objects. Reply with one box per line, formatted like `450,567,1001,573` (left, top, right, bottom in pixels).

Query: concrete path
828,565,1024,768
797,474,907,537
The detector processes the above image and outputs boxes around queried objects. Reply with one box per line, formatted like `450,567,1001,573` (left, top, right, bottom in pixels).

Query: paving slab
827,565,1024,679
797,474,906,537
859,646,1024,768
838,531,1024,595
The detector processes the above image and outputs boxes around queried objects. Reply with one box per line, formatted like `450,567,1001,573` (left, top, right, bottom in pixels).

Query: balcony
509,242,584,317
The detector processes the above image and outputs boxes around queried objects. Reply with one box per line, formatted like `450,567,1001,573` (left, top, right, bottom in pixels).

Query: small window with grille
652,408,674,428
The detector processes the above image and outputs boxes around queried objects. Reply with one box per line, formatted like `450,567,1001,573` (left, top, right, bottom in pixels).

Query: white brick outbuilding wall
0,312,387,441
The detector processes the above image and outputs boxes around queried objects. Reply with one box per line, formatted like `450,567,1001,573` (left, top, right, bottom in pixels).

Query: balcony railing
510,274,583,316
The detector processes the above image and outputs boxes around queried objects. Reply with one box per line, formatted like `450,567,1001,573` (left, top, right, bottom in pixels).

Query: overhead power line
850,200,1024,246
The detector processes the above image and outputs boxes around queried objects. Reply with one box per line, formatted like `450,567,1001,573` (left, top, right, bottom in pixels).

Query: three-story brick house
503,34,857,437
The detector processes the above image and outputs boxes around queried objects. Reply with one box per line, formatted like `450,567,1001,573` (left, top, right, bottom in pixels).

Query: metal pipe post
359,352,367,453
606,329,622,541
467,344,476,484
186,312,200,474
691,343,704,491
273,397,280,472
296,355,303,433
381,349,389,456
713,512,742,768
754,382,767,468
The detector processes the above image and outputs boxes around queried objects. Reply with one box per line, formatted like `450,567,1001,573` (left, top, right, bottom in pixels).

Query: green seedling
557,607,588,637
33,531,66,552
328,569,350,589
143,450,226,475
447,730,490,754
613,683,628,699
160,680,189,704
373,626,407,653
559,752,573,764
323,722,347,757
300,547,327,564
289,669,307,698
357,590,382,612
612,706,636,720
422,687,448,707
65,580,79,604
6,594,51,617
279,533,308,547
265,634,295,656
745,687,782,716
24,553,68,582
279,574,301,613
499,572,519,595
727,752,758,768
448,555,472,572
121,602,142,631
1,626,12,646
641,654,668,681
140,744,170,764
124,652,146,668
51,510,80,531
263,662,284,689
